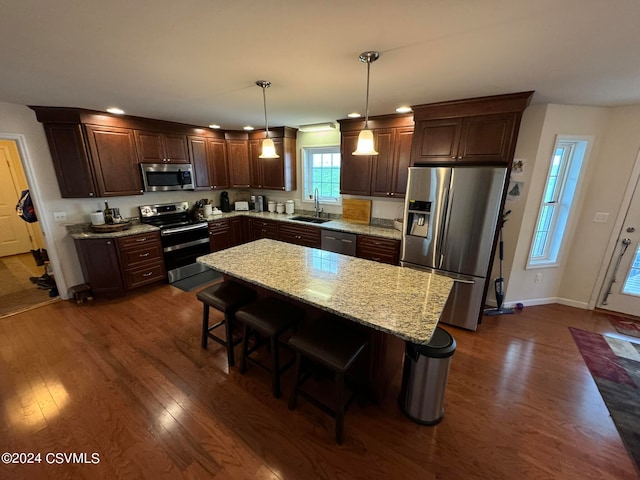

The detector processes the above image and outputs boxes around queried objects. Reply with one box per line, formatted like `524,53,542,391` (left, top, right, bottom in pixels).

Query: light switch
593,212,609,223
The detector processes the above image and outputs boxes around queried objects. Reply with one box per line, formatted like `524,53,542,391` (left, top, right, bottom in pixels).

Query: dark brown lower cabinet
75,232,166,296
279,223,321,248
229,217,250,246
208,219,232,252
249,218,279,241
356,235,401,265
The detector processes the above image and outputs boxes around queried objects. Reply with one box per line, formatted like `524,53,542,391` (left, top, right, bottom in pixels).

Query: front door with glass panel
599,177,640,317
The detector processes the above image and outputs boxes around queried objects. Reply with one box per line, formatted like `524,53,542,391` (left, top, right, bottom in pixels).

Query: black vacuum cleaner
484,210,514,316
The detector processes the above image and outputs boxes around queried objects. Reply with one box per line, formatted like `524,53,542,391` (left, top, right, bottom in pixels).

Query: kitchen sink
290,216,330,224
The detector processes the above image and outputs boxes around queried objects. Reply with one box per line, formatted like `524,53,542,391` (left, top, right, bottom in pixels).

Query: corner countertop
69,210,402,241
197,239,452,345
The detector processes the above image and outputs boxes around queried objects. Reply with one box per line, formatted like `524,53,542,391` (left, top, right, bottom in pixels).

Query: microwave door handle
178,169,185,189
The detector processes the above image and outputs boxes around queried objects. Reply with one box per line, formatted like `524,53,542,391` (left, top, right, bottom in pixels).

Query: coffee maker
220,191,231,212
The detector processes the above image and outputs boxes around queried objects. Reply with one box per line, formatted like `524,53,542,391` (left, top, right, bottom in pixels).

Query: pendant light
353,51,380,156
256,80,279,159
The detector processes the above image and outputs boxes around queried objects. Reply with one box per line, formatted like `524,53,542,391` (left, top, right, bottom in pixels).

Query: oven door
161,223,210,282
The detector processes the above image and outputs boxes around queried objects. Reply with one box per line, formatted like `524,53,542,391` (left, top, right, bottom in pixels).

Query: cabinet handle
136,237,147,242
139,252,150,257
390,193,395,196
295,235,301,239
372,257,381,261
341,239,353,244
89,192,94,196
142,272,153,277
325,236,336,240
373,241,382,245
107,241,111,245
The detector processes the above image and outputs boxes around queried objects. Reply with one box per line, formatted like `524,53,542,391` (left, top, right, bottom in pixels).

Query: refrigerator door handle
436,187,453,268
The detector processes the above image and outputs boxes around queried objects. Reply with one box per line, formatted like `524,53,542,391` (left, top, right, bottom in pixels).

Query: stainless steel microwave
140,163,195,192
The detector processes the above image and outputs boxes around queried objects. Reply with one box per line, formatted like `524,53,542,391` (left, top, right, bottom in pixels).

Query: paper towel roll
90,212,105,225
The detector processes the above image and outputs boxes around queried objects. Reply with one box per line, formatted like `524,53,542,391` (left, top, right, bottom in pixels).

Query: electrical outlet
593,212,609,223
535,273,542,283
53,211,67,222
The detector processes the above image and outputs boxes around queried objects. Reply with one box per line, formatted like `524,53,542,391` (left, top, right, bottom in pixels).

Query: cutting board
342,199,372,224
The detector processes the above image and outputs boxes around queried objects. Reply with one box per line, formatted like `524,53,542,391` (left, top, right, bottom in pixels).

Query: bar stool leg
201,304,210,349
224,314,236,366
271,335,281,398
289,352,302,410
239,323,250,374
335,372,345,445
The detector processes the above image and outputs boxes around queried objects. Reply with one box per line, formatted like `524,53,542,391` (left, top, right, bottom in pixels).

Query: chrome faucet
314,187,323,217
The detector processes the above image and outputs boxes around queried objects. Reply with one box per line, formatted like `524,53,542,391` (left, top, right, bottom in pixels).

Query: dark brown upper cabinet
339,114,414,197
134,130,189,164
248,127,297,191
225,133,251,188
410,92,534,166
189,135,229,190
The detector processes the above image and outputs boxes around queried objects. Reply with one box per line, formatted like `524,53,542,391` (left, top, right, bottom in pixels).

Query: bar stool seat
196,281,257,367
288,318,368,444
235,297,304,398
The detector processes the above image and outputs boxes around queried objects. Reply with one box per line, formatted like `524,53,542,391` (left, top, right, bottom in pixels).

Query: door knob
627,227,636,233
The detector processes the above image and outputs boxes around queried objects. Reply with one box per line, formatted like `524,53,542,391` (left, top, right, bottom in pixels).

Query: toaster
235,201,249,211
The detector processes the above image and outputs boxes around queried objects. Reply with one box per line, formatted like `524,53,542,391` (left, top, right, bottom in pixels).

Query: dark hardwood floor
0,283,637,479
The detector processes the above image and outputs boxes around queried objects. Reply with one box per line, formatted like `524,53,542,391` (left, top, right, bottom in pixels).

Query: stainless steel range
139,201,210,283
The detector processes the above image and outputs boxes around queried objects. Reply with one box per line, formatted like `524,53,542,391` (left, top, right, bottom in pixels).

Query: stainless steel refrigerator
401,166,508,330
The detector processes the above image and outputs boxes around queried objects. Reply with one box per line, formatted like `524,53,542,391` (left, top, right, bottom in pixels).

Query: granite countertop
69,210,402,241
204,210,403,241
69,222,159,239
197,239,453,344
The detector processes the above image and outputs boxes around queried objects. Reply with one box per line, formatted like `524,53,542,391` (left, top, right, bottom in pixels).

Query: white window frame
527,136,591,268
302,146,342,205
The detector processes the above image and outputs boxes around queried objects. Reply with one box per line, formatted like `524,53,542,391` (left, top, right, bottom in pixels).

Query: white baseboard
500,297,589,310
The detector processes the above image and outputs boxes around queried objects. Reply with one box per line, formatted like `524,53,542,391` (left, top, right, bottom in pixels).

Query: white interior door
0,141,34,257
599,177,640,317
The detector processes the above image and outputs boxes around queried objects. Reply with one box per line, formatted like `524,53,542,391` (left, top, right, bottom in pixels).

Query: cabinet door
208,220,231,252
371,128,395,197
391,126,414,197
85,125,143,197
75,238,124,296
340,131,372,195
44,124,97,198
226,139,251,188
261,138,287,190
250,219,279,240
229,217,249,246
162,134,189,163
207,138,229,189
189,136,210,190
134,130,165,163
458,113,516,164
411,118,462,164
248,139,263,188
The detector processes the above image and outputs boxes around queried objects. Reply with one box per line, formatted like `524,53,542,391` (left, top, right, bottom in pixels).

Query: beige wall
499,104,640,310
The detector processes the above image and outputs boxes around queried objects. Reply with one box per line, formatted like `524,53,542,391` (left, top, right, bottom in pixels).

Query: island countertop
197,239,453,345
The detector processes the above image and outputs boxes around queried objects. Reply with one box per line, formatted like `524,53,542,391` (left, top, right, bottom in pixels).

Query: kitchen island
197,238,453,345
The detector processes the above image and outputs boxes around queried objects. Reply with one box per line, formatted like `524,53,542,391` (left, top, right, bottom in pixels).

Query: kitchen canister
285,200,295,214
203,204,213,217
268,200,276,213
90,211,105,225
276,202,285,214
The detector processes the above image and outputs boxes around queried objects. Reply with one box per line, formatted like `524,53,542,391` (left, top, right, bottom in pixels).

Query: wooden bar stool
235,297,304,398
288,318,368,444
196,281,257,367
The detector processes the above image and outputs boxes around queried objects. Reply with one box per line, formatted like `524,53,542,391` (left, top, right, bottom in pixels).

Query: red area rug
570,327,640,474
608,315,640,339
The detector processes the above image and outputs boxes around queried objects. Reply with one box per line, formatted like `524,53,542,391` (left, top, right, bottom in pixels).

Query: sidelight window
528,136,590,267
302,146,341,204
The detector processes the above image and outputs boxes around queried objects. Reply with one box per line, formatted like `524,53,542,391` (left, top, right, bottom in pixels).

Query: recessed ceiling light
243,126,254,131
106,107,125,115
209,124,221,129
347,112,361,118
396,106,413,114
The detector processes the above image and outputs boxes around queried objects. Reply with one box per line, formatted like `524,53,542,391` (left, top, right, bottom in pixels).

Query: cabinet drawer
250,219,279,240
279,224,321,248
357,236,400,265
208,219,229,233
123,262,166,289
118,232,161,250
120,244,163,267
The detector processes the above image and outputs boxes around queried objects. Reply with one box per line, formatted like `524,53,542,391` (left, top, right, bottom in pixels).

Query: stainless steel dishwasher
320,229,357,256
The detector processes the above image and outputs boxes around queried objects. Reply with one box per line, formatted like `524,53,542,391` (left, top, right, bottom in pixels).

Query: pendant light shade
353,51,380,156
256,80,279,159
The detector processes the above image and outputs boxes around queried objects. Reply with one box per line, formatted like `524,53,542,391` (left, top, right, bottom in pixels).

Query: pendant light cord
262,86,270,134
364,59,371,129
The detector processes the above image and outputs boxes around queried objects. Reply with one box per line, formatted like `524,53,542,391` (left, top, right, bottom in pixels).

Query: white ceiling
1,0,639,130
